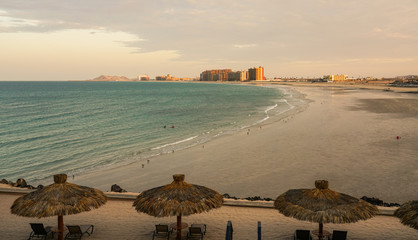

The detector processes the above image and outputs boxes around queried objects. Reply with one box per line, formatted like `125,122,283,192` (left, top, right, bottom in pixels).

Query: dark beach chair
186,224,206,239
28,223,54,240
328,230,347,240
191,224,206,234
64,225,94,240
152,224,172,240
294,229,312,240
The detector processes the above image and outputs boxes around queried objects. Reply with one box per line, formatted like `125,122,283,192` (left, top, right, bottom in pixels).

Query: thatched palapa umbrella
133,174,223,240
11,174,107,240
394,200,418,230
274,180,379,239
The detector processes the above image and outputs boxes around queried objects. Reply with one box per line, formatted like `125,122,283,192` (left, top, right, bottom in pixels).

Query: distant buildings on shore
155,74,191,81
136,66,266,82
273,74,418,85
200,66,265,82
322,74,348,82
200,69,232,81
93,72,417,84
137,75,150,81
320,75,417,83
248,67,265,81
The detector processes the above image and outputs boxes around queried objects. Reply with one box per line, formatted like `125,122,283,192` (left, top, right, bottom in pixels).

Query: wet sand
71,84,418,204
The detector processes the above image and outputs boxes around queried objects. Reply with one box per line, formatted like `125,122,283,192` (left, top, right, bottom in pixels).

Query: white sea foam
262,103,278,120
151,135,199,150
276,99,295,114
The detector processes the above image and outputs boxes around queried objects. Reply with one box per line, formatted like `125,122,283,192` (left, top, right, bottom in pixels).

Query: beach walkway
1,193,417,240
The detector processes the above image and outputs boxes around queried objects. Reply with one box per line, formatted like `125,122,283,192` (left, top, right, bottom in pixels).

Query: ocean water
0,81,286,184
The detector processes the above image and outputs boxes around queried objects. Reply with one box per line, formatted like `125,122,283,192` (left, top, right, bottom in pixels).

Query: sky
0,0,417,80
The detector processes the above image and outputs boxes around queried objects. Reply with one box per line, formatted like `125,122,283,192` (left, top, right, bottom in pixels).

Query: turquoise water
0,81,284,184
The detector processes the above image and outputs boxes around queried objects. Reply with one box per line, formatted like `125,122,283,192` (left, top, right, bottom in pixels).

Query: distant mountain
88,75,135,81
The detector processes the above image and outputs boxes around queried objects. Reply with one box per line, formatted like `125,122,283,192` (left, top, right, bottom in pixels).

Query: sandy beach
1,191,417,240
70,83,418,204
1,83,417,239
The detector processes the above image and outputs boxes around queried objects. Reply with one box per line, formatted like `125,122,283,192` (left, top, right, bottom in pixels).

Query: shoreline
67,84,309,191
1,81,288,184
3,82,417,204
54,83,417,203
12,82,307,189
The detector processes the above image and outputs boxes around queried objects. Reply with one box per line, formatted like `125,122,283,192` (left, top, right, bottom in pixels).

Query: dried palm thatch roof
133,174,223,217
394,200,418,230
11,174,107,218
274,180,379,224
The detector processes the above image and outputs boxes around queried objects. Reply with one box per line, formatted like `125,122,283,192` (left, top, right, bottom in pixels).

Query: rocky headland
88,75,135,82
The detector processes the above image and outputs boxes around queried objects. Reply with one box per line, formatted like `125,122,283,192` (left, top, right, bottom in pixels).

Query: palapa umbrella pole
177,215,182,240
55,174,65,240
318,222,324,239
58,215,64,240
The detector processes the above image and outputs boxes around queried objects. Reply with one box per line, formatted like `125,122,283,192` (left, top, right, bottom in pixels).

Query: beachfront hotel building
156,74,174,81
200,69,232,81
227,71,248,81
248,66,265,81
200,66,266,82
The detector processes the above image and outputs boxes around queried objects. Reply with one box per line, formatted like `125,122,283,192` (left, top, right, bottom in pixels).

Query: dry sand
71,84,418,204
1,193,417,240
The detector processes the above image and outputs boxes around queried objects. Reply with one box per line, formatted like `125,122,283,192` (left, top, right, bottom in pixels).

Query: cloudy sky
0,0,417,80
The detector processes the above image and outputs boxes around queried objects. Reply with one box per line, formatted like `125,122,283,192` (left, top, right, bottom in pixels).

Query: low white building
137,75,150,81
